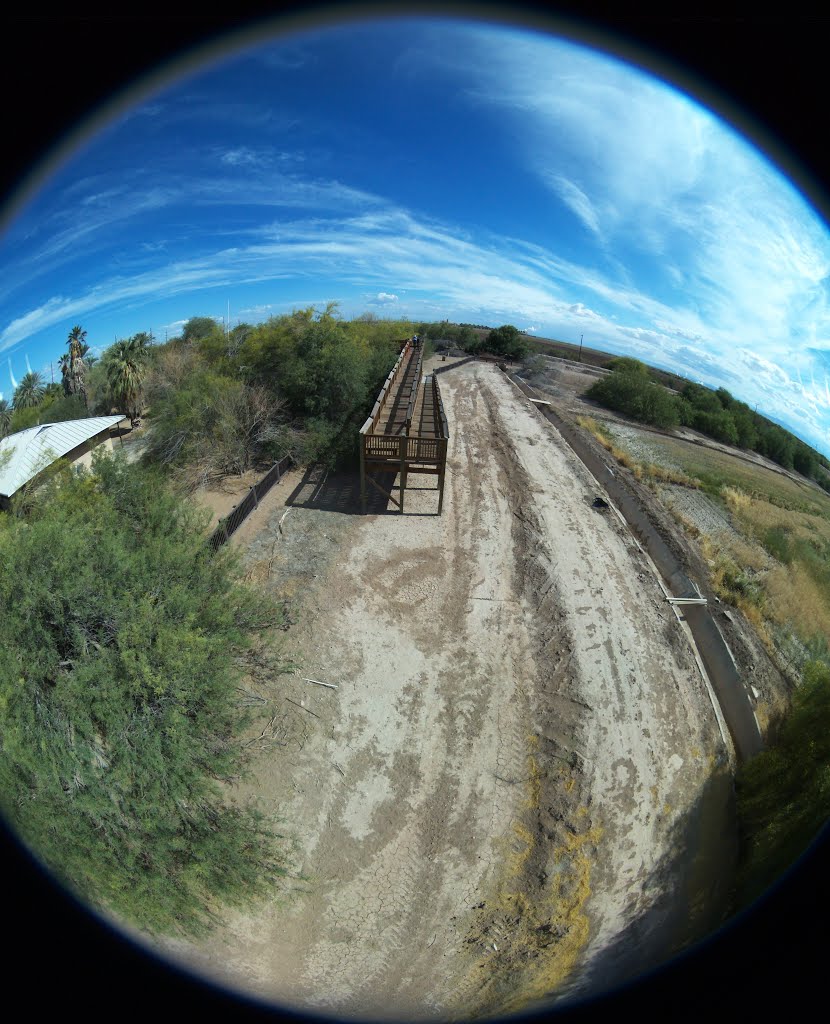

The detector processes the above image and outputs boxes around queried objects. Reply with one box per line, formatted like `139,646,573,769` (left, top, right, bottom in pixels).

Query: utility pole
579,334,584,362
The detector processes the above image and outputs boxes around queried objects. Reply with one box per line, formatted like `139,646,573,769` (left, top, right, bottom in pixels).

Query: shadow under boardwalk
286,464,439,516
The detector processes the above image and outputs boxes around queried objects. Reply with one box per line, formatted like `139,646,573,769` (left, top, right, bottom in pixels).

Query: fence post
399,435,407,513
437,440,447,515
360,435,367,514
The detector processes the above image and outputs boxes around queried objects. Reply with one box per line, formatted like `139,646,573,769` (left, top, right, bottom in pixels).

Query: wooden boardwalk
359,340,449,513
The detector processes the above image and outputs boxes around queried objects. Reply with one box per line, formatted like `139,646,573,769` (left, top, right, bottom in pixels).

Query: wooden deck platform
359,339,449,513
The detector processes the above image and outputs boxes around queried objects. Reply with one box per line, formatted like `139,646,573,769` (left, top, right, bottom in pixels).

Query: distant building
0,415,131,510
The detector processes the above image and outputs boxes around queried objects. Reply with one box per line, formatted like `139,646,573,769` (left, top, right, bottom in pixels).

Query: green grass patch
762,525,794,565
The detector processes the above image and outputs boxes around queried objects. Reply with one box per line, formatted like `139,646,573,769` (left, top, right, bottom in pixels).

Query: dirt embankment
521,359,792,735
156,361,735,1020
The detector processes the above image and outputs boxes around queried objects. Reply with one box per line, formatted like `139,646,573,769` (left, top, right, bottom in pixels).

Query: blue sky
1,15,829,455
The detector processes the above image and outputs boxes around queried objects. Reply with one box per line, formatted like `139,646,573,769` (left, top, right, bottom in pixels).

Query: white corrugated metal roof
0,415,127,498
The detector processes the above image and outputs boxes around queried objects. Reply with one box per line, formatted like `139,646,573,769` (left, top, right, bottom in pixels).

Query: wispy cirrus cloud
417,24,830,365
219,147,268,168
2,188,829,451
3,19,829,455
546,175,602,237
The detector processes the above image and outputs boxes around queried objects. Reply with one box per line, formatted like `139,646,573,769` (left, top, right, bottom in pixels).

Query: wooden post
360,435,367,514
437,441,446,515
399,436,407,513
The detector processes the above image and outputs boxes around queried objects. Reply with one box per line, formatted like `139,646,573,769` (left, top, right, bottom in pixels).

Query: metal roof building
0,415,129,507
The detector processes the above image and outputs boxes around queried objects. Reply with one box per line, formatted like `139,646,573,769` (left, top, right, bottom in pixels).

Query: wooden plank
366,472,401,508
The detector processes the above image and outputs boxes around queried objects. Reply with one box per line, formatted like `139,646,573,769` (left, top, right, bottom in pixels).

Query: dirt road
156,361,734,1019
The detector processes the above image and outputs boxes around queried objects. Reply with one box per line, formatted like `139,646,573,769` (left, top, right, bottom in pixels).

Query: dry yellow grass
723,536,768,572
452,745,601,1020
721,485,752,515
693,478,830,652
764,562,830,638
730,491,830,548
642,462,699,488
668,506,702,540
577,417,695,482
581,416,830,675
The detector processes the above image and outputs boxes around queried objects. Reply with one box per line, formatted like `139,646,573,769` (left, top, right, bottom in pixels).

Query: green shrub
692,409,739,445
0,455,289,935
762,525,793,564
586,370,679,429
734,659,830,906
605,356,649,376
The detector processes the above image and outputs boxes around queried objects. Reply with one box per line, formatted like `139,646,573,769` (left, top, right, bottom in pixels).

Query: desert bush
237,306,403,466
605,356,649,376
521,354,549,380
482,324,528,360
143,358,286,488
586,369,679,429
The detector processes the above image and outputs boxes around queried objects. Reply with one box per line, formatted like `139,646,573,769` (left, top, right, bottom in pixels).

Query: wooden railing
359,353,449,514
364,434,447,460
207,453,292,553
363,375,446,461
434,375,449,439
403,345,424,433
360,339,413,436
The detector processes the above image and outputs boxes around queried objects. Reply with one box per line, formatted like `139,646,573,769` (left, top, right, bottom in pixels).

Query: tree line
585,357,829,486
416,320,530,361
139,305,417,487
3,306,422,487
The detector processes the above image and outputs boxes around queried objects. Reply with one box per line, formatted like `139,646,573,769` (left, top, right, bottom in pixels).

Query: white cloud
4,22,830,456
236,304,275,318
220,147,265,168
568,302,603,320
416,24,830,391
546,175,602,236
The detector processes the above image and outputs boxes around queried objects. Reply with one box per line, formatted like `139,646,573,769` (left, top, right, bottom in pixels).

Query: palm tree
66,325,88,407
13,370,46,409
106,335,147,423
59,353,71,397
68,324,87,362
0,397,11,437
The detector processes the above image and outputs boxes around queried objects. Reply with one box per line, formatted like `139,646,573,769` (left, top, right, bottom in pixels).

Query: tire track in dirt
451,368,735,1015
155,361,734,1020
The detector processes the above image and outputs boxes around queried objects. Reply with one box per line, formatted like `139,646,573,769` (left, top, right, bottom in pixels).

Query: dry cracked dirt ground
155,360,736,1020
